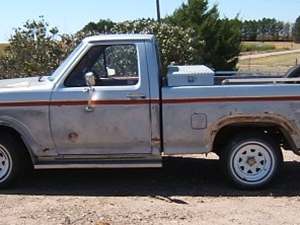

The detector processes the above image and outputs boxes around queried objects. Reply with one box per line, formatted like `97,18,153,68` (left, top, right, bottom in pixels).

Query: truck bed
218,76,300,85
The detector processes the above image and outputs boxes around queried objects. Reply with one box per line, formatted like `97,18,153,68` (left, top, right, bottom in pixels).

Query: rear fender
207,113,300,151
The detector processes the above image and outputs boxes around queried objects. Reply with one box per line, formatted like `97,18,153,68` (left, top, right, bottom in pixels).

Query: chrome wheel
230,141,275,185
0,145,12,182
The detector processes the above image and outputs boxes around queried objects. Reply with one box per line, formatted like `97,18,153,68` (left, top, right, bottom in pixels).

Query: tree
282,23,292,41
166,0,241,70
111,19,197,74
241,20,258,41
294,16,300,43
0,18,197,78
0,17,68,78
241,19,293,41
81,19,115,34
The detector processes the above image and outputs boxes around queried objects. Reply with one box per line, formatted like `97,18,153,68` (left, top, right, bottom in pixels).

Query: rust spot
152,137,161,147
152,137,161,142
68,132,79,143
42,148,50,152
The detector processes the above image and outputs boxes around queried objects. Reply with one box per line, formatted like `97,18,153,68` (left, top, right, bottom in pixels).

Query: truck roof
83,34,155,43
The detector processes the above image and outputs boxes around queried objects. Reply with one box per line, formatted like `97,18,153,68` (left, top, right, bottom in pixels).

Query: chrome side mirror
85,72,96,87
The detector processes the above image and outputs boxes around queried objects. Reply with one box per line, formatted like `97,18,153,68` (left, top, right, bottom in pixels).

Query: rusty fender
205,113,300,152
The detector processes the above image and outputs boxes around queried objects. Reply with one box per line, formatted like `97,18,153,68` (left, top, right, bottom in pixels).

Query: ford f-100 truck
1,34,300,189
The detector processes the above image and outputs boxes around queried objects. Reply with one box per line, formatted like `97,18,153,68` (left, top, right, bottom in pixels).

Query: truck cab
48,35,162,158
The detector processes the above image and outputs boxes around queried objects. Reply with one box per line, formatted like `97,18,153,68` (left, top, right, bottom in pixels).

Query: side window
65,44,139,87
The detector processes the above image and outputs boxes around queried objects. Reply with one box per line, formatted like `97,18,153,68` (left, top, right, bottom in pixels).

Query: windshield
48,42,85,81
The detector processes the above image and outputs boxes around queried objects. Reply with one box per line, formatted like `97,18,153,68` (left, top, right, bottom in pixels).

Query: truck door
50,42,152,155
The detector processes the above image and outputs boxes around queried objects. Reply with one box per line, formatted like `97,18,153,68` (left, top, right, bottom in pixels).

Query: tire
0,133,30,188
221,133,283,189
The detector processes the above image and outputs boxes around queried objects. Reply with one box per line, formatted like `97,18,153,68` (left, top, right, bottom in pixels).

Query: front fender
0,115,54,163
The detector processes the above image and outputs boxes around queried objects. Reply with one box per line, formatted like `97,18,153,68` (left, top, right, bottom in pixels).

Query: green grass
0,43,8,56
241,41,300,53
241,43,276,52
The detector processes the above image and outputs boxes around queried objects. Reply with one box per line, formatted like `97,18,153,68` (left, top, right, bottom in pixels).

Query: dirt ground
1,152,300,225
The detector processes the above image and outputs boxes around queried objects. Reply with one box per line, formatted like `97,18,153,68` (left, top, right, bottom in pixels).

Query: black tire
0,133,31,188
221,133,283,189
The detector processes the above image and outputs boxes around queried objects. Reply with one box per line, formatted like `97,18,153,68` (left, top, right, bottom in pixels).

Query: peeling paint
207,113,300,152
68,132,79,143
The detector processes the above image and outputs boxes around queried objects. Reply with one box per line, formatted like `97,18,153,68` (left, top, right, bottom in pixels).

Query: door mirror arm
84,72,96,112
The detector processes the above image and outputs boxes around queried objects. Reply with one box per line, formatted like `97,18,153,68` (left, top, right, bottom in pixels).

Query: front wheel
0,133,30,188
0,144,13,185
222,134,283,189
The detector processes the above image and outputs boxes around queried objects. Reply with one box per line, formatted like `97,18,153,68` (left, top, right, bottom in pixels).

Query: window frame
62,43,141,88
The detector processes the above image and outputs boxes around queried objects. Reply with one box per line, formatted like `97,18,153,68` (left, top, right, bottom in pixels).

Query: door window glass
65,44,139,87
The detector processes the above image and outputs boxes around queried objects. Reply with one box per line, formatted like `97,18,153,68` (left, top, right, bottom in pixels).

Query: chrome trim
34,163,162,169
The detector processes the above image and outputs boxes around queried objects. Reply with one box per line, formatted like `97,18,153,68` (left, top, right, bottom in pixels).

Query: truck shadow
1,157,300,197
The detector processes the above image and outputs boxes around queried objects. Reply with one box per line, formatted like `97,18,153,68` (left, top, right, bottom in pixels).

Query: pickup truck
0,34,300,189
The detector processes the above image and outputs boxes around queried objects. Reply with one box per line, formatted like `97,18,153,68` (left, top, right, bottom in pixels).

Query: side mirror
85,72,96,87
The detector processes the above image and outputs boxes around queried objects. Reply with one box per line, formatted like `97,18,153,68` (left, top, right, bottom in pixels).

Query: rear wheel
221,134,283,189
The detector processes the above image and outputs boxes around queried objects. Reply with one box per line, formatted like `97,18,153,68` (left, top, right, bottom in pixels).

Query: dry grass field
239,51,300,75
269,41,300,50
0,43,8,56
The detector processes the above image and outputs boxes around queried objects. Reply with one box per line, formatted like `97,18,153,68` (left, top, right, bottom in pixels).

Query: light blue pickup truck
0,34,300,189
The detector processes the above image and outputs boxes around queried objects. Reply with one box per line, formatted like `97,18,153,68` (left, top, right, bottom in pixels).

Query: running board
34,159,162,170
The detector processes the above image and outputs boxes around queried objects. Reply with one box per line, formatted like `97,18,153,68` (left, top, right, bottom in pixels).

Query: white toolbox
167,65,215,87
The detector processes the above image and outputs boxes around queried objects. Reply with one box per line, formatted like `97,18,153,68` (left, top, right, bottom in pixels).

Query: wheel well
212,124,294,154
0,126,33,164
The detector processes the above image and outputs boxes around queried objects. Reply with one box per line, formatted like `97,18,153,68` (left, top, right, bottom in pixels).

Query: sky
0,0,299,42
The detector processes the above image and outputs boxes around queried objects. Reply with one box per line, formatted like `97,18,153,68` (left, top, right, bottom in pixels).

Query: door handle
127,93,146,99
